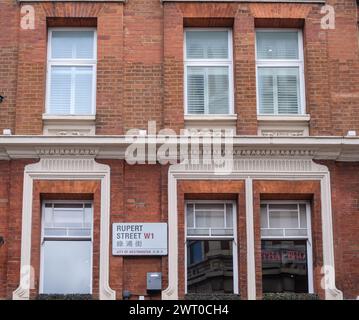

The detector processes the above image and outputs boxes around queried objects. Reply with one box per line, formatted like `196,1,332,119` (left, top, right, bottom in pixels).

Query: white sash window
46,29,97,115
256,30,305,115
260,201,313,294
40,202,93,295
184,29,234,115
185,201,238,295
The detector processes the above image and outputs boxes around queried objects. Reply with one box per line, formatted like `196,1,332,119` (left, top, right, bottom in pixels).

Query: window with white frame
40,202,93,294
256,30,305,115
184,29,233,115
260,202,313,294
46,29,97,115
185,202,238,294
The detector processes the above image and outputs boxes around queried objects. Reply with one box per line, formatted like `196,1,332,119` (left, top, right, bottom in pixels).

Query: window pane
262,240,308,293
49,66,72,114
208,67,229,114
42,241,92,294
196,210,224,228
187,204,194,228
187,240,233,293
74,66,93,114
49,66,93,115
256,31,299,60
225,204,233,228
258,67,300,115
187,67,205,114
261,205,268,229
51,31,94,59
53,209,84,228
187,67,229,115
299,204,307,228
186,31,228,59
269,210,298,229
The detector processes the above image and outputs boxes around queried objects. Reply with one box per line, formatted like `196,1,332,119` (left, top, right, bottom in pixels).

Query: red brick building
0,0,358,300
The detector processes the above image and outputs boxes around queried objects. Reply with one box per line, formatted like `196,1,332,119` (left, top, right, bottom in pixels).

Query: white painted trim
12,158,115,300
162,159,343,300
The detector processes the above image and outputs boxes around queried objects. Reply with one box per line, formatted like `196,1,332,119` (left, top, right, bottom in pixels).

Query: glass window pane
261,205,268,229
187,67,205,114
299,204,307,228
225,204,233,228
51,31,94,59
53,209,84,228
269,210,299,229
258,67,300,115
186,31,228,59
256,31,299,60
42,241,92,294
186,204,194,228
196,211,224,228
187,240,233,294
49,66,72,114
74,66,93,114
208,67,229,114
262,240,308,293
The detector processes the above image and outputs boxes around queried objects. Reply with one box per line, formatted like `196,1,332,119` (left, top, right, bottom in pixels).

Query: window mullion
70,66,76,114
273,72,279,115
204,67,209,114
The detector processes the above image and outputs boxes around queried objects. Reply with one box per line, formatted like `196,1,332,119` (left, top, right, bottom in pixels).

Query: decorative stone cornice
0,135,358,161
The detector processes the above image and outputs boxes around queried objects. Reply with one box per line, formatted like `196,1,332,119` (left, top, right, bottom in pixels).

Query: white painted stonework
12,153,115,300
162,156,343,300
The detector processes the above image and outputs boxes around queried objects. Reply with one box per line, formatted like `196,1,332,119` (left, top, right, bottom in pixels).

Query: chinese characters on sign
112,223,167,256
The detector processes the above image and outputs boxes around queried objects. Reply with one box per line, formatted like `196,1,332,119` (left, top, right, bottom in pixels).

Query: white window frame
39,200,93,295
255,29,306,116
260,200,313,294
184,28,234,115
184,200,238,295
45,28,97,116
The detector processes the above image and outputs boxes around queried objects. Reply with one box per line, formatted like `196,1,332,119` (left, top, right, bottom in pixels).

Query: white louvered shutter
187,67,205,114
208,67,229,114
258,67,300,115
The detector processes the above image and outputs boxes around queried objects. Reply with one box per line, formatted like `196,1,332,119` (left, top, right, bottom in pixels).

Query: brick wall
0,0,357,134
0,160,358,299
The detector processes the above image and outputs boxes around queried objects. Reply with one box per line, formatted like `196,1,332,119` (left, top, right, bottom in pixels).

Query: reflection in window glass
261,240,308,293
187,240,233,294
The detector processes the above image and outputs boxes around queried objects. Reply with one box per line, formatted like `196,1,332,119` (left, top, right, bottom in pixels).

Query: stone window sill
184,114,237,135
257,114,310,137
42,114,96,136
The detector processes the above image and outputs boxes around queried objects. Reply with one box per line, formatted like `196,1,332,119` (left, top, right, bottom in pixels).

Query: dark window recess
261,240,308,293
187,240,233,294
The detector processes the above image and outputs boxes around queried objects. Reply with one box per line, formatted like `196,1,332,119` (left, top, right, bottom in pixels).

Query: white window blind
185,29,233,115
260,203,309,238
47,29,96,115
186,202,234,237
256,30,304,115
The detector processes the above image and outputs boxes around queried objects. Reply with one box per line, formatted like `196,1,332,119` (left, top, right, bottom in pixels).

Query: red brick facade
0,0,358,300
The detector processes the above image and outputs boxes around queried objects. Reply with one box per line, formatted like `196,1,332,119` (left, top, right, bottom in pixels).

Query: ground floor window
40,201,93,294
185,201,238,294
260,202,313,294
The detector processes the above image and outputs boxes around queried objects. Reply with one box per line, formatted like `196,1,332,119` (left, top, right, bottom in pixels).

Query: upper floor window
256,30,305,115
46,29,97,115
184,29,234,115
